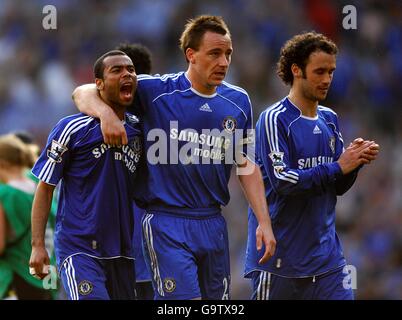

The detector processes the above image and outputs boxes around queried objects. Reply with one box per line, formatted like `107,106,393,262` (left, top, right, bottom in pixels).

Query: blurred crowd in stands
0,0,401,299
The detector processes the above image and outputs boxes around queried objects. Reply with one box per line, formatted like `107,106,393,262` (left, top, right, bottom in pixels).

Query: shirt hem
58,252,135,277
244,263,346,279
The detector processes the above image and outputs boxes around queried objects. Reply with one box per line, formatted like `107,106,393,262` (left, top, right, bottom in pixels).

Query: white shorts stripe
256,271,270,300
256,272,263,300
256,271,271,300
68,257,79,300
142,213,164,296
63,260,76,300
266,272,271,300
261,272,266,300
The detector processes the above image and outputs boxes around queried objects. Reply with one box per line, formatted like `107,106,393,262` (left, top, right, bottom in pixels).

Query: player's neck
288,89,318,118
186,69,217,96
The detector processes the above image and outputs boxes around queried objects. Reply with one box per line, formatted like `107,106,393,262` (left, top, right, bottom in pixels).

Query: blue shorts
133,203,152,282
251,267,354,300
142,210,230,300
60,254,136,300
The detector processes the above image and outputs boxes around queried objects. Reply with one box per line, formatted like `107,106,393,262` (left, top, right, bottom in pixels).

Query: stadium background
0,0,401,299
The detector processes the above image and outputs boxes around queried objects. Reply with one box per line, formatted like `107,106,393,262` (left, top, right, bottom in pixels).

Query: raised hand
338,140,376,174
348,137,380,165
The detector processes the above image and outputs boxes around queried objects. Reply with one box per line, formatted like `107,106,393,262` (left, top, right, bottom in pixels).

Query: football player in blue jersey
29,50,142,300
116,42,154,300
244,32,380,300
72,15,276,300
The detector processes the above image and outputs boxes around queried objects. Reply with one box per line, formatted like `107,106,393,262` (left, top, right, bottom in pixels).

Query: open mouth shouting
120,80,134,102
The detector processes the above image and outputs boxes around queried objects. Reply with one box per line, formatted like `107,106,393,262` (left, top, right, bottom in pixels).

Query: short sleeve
32,115,91,185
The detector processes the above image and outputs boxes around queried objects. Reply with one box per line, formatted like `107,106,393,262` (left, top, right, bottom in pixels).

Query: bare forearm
238,162,271,226
72,84,127,145
238,160,276,263
72,84,112,119
31,182,55,247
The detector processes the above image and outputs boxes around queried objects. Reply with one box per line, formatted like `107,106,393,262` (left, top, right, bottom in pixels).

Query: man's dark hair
277,31,338,85
116,43,152,74
93,50,128,79
179,15,230,62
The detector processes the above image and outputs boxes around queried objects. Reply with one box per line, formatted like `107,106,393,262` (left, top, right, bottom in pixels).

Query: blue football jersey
131,72,254,214
245,97,359,277
32,113,142,266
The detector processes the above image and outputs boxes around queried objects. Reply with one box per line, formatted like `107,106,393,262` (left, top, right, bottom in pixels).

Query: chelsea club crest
78,280,93,296
222,116,237,133
163,278,176,293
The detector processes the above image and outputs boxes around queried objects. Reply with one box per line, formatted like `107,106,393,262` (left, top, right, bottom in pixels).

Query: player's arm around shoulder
72,84,126,145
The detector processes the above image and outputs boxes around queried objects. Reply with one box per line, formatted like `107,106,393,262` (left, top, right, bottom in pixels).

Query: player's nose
218,55,229,67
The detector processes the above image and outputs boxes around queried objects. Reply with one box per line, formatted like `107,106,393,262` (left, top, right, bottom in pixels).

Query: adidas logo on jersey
313,125,322,134
199,103,212,112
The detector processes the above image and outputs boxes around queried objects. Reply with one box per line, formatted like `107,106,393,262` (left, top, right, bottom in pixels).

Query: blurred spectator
0,134,53,300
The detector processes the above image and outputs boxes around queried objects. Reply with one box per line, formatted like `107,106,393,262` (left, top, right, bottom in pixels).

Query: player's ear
186,48,195,64
95,78,104,90
291,63,302,79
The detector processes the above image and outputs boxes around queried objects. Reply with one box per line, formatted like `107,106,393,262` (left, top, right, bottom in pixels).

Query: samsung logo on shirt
170,128,231,149
298,156,334,169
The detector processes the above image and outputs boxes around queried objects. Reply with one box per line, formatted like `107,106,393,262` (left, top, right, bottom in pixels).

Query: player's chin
210,78,225,87
314,93,326,102
316,89,328,101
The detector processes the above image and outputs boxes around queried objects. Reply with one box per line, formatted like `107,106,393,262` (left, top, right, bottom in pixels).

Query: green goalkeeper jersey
0,181,56,298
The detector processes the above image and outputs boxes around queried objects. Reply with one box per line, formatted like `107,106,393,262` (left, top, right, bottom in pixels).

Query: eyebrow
313,66,336,71
109,64,134,69
207,48,233,54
